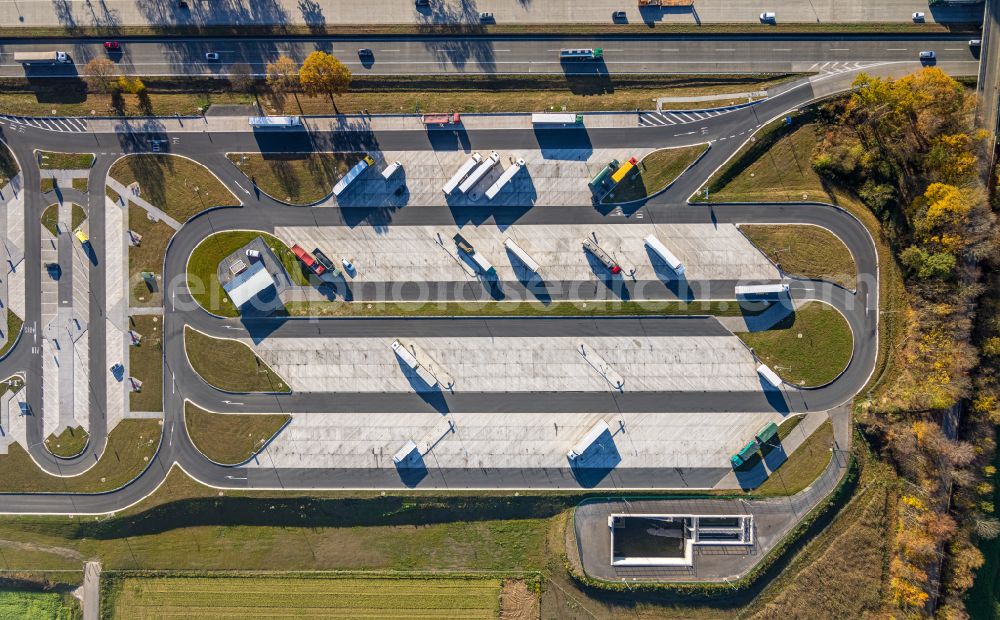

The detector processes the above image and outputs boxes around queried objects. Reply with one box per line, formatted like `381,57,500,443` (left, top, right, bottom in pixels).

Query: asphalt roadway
0,34,982,77
0,67,883,513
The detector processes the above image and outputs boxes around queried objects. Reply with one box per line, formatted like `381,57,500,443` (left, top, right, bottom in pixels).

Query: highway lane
0,35,981,77
0,69,880,510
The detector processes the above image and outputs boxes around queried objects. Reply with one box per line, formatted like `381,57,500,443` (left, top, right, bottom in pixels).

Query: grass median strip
227,152,363,205
737,301,853,387
44,426,89,459
184,402,289,465
753,419,835,496
36,151,94,170
109,154,238,222
0,419,161,493
184,326,290,393
106,575,503,620
603,144,707,204
128,315,163,413
741,224,857,290
188,231,308,317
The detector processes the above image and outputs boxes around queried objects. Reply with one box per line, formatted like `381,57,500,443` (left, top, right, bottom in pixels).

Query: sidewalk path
0,0,981,29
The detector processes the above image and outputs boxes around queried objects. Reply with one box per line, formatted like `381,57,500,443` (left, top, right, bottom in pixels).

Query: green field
227,152,364,205
184,326,290,393
44,425,89,458
0,589,77,620
109,154,238,222
107,576,502,619
741,224,857,291
737,301,853,387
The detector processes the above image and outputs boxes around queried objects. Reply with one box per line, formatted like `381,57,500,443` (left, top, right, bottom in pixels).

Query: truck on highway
531,113,584,126
14,51,70,64
734,283,790,299
333,154,376,197
559,48,603,61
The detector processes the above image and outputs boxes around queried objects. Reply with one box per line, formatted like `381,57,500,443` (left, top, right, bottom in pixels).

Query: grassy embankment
0,311,23,358
602,144,708,203
109,154,238,223
737,301,853,387
227,152,363,205
104,575,506,620
40,203,86,237
0,140,18,187
36,151,94,170
699,112,906,397
187,231,309,318
44,426,89,459
128,315,163,413
184,327,290,393
753,420,835,496
184,402,289,465
741,224,857,290
0,74,794,117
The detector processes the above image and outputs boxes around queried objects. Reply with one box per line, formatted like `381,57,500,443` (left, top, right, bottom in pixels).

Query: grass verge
602,144,707,204
36,151,94,170
128,204,175,307
71,177,88,193
0,74,793,117
187,231,308,317
184,402,289,465
227,152,363,205
40,178,54,193
43,426,90,459
41,204,86,237
0,140,17,188
741,224,857,290
751,419,835,497
105,575,504,619
184,326,290,393
0,419,160,493
0,589,78,620
128,315,163,413
0,311,23,359
109,155,238,222
737,301,853,387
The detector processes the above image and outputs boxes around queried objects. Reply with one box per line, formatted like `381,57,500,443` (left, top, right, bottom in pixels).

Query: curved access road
0,65,889,512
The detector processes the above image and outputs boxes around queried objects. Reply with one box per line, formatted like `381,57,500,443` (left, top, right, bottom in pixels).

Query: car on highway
759,11,775,23
103,41,120,51
912,11,925,22
358,48,373,58
919,50,936,63
205,52,220,61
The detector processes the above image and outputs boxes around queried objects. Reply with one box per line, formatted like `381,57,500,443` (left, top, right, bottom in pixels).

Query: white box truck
382,161,402,180
757,364,783,389
503,238,540,274
644,234,684,275
442,153,481,195
485,158,524,200
458,151,500,194
567,419,611,461
735,283,790,298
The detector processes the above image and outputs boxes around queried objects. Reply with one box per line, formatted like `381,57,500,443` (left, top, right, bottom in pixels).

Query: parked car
970,39,982,47
177,0,188,7
612,10,627,22
919,50,936,63
759,11,776,23
205,52,220,61
74,230,89,244
103,41,120,50
912,11,925,22
414,0,429,6
312,248,336,273
478,11,494,22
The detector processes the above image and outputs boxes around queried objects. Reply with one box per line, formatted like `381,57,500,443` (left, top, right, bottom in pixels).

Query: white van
382,161,402,180
760,11,776,23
